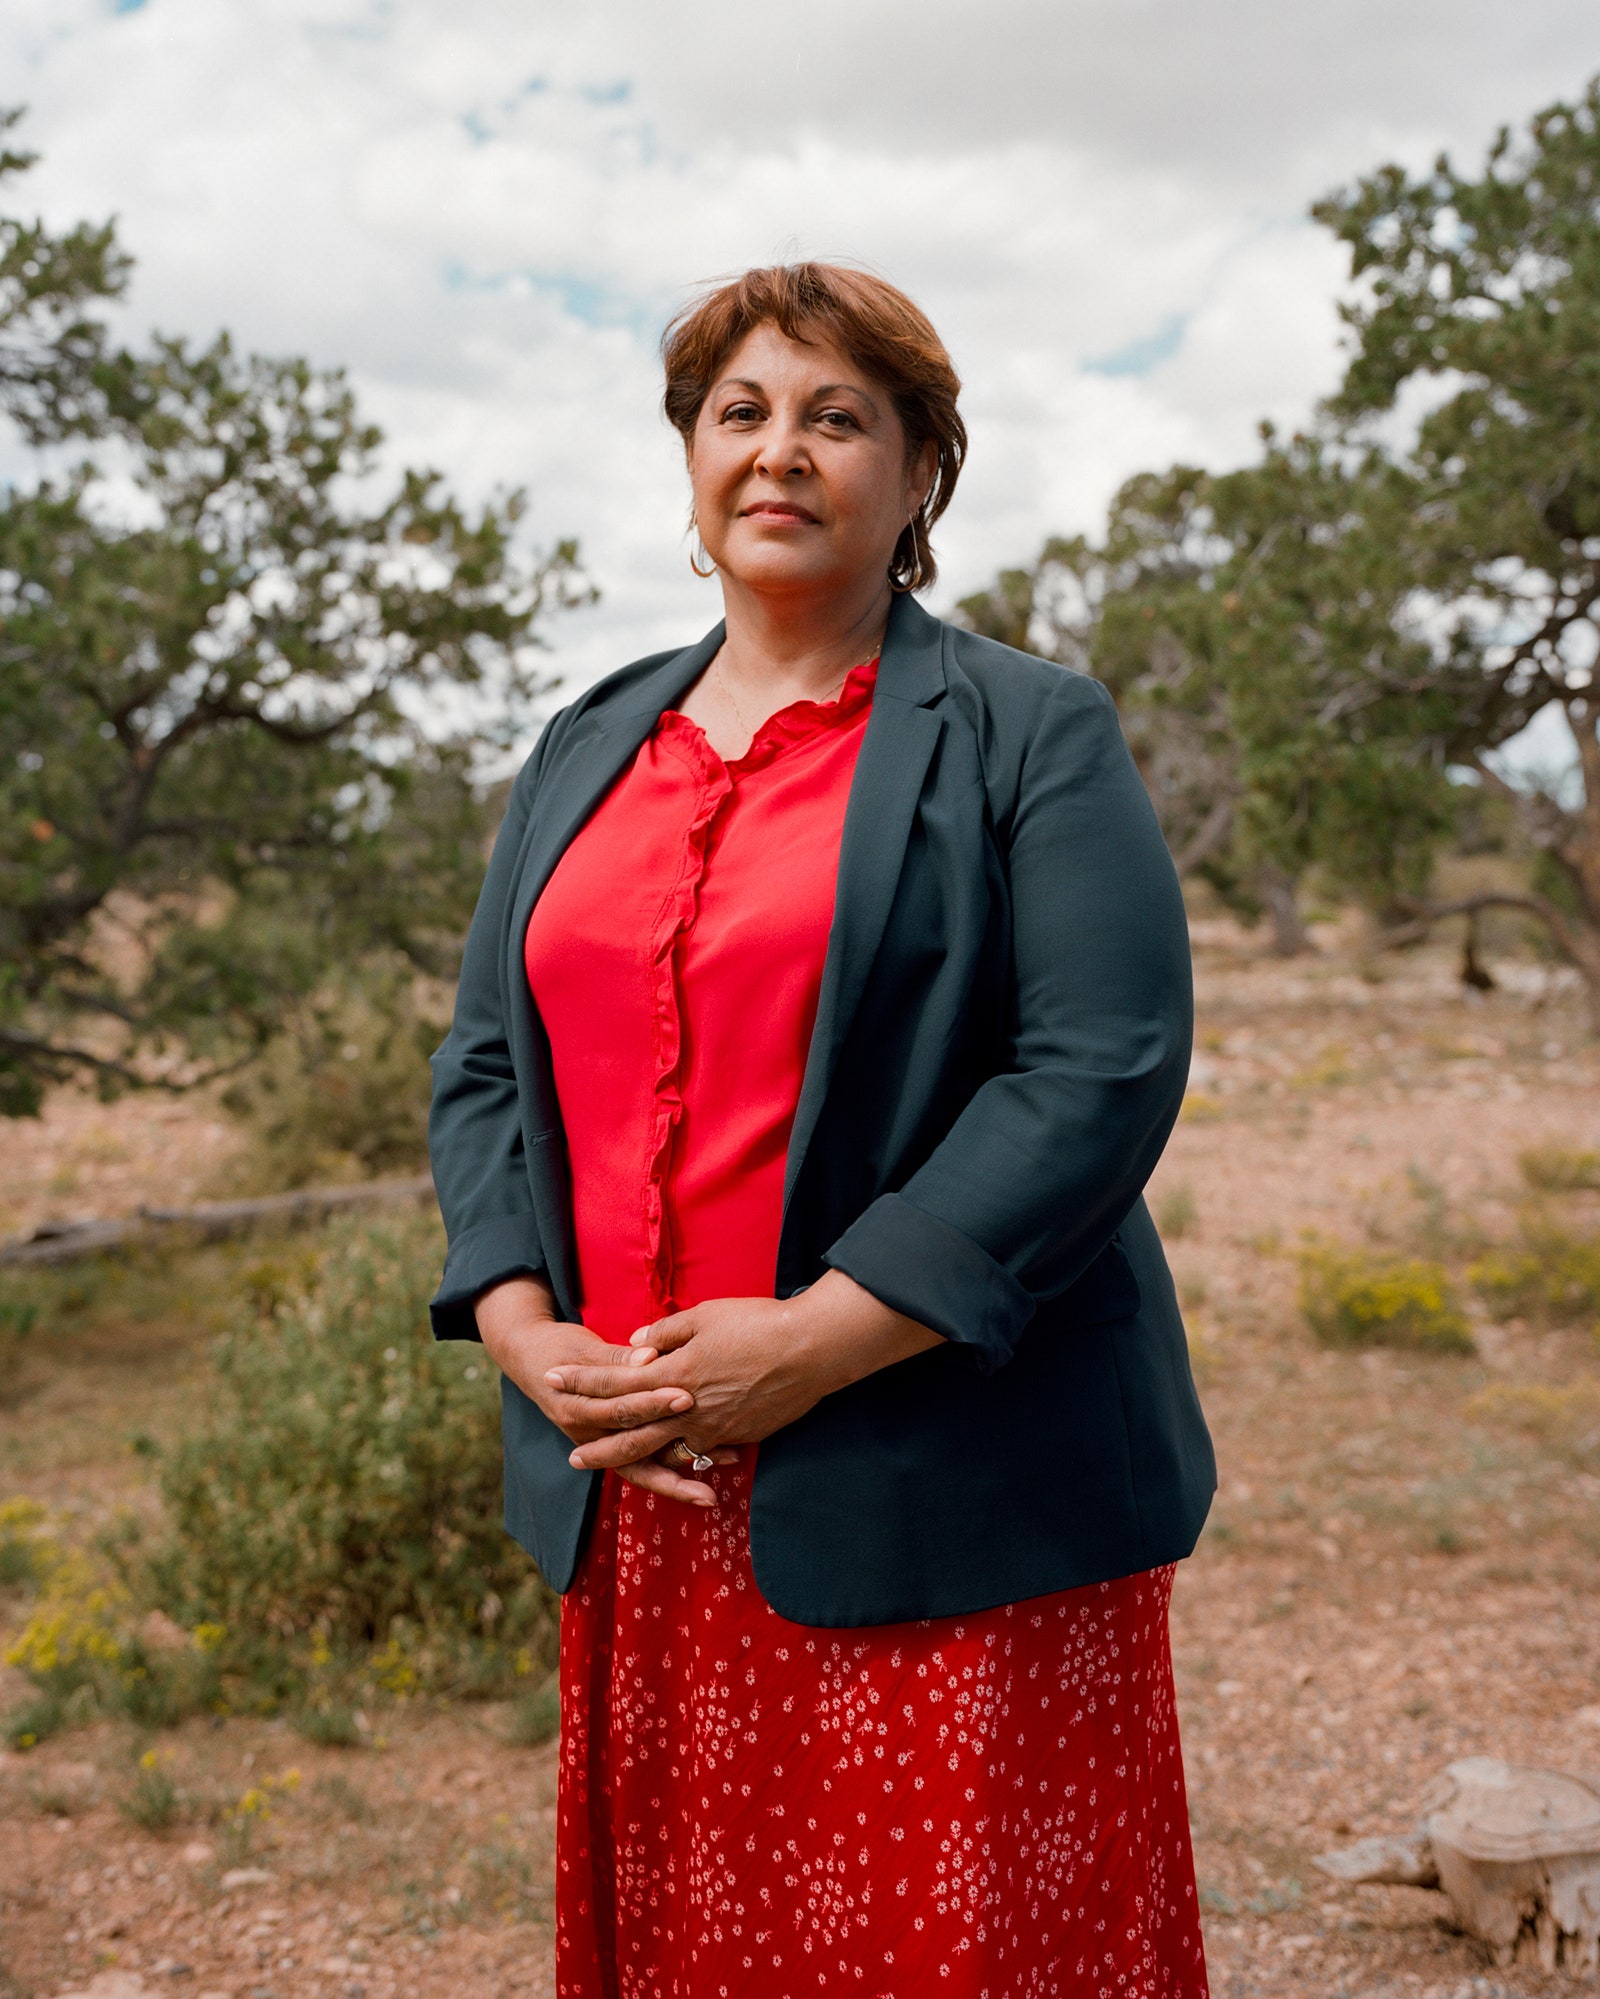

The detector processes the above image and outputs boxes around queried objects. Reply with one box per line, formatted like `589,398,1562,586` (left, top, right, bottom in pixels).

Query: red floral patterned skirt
557,1454,1209,1998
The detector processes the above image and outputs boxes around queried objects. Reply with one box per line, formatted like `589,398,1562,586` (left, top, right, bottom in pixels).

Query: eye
816,408,861,433
720,400,763,424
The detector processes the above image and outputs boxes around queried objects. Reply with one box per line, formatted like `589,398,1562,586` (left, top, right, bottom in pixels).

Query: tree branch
1376,889,1583,963
0,1025,254,1093
1172,791,1237,877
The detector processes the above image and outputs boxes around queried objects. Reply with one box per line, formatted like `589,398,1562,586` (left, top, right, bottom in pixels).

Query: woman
429,262,1215,1997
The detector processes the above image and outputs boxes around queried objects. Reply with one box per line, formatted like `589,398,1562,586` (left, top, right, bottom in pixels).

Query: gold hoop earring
689,533,716,579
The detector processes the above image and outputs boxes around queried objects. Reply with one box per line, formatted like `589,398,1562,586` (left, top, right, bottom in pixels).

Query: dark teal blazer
428,593,1215,1627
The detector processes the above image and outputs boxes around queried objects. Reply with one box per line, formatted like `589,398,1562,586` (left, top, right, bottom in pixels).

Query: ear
908,438,938,516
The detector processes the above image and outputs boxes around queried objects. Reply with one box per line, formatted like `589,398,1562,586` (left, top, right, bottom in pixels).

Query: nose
753,410,811,482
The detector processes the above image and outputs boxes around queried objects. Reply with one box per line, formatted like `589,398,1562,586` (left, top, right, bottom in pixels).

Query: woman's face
688,322,934,601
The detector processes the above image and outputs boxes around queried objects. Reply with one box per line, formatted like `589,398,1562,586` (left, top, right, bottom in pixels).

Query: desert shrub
146,1213,555,1700
222,1767,302,1865
122,1748,181,1831
6,1691,69,1750
293,1701,364,1748
1469,1217,1600,1327
0,1496,49,1588
220,969,446,1191
2,1521,227,1747
1519,1145,1600,1193
1298,1246,1474,1354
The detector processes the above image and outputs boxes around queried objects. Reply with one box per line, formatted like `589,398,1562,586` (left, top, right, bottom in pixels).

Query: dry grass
3,918,1599,1998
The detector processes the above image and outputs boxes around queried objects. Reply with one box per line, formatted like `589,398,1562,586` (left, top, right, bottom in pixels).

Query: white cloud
6,0,1600,705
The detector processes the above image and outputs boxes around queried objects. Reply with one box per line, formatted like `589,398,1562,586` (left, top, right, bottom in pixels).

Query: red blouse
524,660,878,1340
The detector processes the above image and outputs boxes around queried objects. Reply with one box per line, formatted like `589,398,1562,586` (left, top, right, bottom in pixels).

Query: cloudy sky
8,0,1600,704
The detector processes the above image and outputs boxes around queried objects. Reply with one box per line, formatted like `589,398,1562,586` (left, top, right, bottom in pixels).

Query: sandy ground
0,1097,241,1252
3,922,1599,1998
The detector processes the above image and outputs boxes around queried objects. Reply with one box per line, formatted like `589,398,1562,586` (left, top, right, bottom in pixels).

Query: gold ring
663,1438,714,1473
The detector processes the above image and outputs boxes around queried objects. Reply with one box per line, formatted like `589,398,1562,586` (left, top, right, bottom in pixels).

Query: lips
742,504,818,524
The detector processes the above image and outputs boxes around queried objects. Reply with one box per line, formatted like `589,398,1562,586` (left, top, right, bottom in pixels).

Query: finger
613,1461,718,1508
568,1420,683,1470
548,1392,693,1437
545,1365,693,1407
630,1310,697,1354
605,1391,697,1429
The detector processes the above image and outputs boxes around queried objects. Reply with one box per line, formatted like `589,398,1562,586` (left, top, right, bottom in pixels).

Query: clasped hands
473,1270,942,1510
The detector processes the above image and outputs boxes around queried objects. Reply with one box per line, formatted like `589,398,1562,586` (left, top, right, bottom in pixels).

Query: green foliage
148,1216,556,1698
0,106,131,440
5,1690,70,1751
1470,1216,1600,1327
956,440,1458,932
0,1495,47,1585
220,968,443,1188
293,1702,365,1749
1314,76,1600,1008
0,125,593,1117
1298,1245,1475,1354
0,335,586,1115
2,1220,556,1746
961,78,1600,1009
122,1749,181,1831
1,1523,224,1746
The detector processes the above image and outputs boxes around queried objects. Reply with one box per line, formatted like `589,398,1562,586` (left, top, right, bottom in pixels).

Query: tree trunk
1460,909,1496,991
1258,865,1313,957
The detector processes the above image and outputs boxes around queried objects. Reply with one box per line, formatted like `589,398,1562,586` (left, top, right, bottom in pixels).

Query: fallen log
0,1172,436,1268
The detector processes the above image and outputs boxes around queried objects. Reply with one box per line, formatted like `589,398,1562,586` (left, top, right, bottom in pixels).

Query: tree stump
1315,1757,1600,1974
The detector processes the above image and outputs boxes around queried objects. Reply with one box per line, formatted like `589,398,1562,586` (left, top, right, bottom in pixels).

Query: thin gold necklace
713,655,862,741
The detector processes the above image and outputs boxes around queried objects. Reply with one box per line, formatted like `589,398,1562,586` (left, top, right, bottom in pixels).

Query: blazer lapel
504,624,725,994
782,595,947,1215
503,624,724,1313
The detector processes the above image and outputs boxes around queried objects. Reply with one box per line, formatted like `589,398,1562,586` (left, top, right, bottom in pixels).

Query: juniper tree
959,439,1456,954
0,132,590,1115
0,106,130,439
1316,75,1600,1021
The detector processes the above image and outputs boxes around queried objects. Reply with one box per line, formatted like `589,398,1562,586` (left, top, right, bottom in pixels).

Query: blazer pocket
1054,1235,1142,1328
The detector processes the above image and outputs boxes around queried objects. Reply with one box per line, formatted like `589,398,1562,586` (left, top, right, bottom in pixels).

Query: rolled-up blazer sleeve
427,740,550,1341
824,672,1192,1371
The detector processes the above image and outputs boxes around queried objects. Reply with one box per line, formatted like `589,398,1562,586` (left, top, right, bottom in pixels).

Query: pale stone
53,1973,148,1999
218,1866,272,1890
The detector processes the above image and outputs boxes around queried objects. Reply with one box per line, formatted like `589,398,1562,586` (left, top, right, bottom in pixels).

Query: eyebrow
712,376,881,409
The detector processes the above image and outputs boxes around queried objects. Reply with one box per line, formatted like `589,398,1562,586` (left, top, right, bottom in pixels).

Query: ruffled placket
640,662,878,1321
640,718,730,1322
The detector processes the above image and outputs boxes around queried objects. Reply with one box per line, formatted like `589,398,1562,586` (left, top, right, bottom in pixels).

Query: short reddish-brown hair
661,262,966,592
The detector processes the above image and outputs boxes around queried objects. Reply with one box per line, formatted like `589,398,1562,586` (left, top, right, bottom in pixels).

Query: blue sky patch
1083,312,1188,379
443,259,657,337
